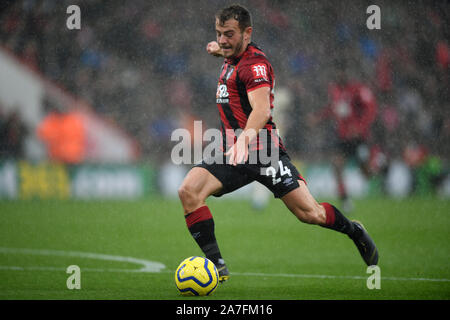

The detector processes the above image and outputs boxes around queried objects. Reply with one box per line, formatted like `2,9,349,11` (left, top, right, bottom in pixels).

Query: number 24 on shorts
265,160,292,185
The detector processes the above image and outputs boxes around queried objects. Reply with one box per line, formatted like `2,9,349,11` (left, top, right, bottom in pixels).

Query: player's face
215,18,251,58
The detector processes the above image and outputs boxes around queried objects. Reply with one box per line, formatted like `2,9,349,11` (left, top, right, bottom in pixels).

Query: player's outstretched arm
206,41,223,57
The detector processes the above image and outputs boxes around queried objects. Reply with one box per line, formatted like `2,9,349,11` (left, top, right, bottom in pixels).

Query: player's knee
177,184,195,203
178,184,201,211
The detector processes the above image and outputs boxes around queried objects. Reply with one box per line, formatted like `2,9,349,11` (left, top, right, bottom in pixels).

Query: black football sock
185,206,224,266
319,202,358,237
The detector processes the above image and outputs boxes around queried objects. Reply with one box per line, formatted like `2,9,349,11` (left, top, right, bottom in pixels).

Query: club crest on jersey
251,64,268,81
216,84,229,104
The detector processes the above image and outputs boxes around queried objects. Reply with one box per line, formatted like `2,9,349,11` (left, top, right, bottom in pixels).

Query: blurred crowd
0,104,27,158
0,0,449,173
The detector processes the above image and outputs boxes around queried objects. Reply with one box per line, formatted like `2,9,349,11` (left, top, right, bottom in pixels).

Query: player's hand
225,136,249,166
206,41,223,57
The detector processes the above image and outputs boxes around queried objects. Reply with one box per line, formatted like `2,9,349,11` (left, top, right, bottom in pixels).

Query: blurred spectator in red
309,66,382,212
436,41,449,71
376,48,393,94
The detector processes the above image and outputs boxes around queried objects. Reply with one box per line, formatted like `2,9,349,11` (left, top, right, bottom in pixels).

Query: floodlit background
0,0,449,200
0,0,449,301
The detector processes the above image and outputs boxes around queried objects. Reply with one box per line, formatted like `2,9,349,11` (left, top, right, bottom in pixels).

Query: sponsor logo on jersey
251,64,268,81
216,84,229,103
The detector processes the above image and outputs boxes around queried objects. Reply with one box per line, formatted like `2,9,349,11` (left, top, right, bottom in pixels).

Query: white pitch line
1,266,448,283
0,265,151,273
0,247,449,283
230,271,450,282
0,247,166,272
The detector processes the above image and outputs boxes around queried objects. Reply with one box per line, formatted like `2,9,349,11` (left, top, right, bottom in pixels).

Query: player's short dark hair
215,4,252,32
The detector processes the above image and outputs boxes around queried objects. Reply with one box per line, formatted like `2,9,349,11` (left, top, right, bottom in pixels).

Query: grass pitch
0,196,449,300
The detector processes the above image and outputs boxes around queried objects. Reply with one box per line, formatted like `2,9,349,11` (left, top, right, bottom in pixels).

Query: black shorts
194,154,306,198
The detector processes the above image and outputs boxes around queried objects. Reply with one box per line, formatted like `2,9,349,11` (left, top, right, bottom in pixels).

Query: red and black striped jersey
215,43,287,157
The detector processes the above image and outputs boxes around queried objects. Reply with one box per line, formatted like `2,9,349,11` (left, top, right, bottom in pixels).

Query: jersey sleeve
238,59,272,93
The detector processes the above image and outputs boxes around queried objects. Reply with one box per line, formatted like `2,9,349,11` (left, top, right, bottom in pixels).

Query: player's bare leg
281,180,327,225
178,167,222,214
178,167,230,282
282,180,378,266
